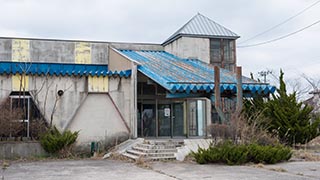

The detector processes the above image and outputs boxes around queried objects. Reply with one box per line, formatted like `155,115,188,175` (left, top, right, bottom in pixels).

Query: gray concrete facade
0,37,163,64
164,36,210,64
0,33,219,152
0,37,162,152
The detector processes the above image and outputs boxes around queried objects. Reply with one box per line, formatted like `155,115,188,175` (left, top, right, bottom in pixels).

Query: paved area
2,159,320,180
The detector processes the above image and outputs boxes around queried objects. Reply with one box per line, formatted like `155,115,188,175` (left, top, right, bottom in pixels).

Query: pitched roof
118,49,275,95
0,61,131,78
163,13,240,45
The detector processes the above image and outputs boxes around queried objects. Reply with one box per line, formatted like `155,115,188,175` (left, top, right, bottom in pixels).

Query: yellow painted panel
12,39,30,62
88,76,108,92
75,42,91,64
12,74,29,91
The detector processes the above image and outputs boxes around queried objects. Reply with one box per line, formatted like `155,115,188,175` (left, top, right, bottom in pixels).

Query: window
210,39,235,71
188,100,206,136
9,92,41,138
142,83,156,95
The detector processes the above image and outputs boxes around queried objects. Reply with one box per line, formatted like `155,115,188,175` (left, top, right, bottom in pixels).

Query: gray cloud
0,0,319,88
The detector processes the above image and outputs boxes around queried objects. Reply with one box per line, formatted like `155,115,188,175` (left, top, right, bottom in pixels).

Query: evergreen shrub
40,126,79,154
192,141,292,165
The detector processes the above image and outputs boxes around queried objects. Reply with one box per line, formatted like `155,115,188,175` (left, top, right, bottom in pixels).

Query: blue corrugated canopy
118,50,275,96
0,61,131,78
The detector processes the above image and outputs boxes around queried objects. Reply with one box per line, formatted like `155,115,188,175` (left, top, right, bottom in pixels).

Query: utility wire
237,19,320,48
238,0,320,44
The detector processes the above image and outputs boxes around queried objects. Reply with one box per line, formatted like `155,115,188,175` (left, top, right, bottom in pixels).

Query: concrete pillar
131,62,138,138
236,66,243,112
214,66,221,109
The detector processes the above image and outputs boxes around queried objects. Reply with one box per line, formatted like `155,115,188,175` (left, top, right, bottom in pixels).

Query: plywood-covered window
12,74,29,91
88,76,108,93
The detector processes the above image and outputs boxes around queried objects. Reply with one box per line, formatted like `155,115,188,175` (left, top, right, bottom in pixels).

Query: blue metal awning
0,61,131,78
118,50,275,96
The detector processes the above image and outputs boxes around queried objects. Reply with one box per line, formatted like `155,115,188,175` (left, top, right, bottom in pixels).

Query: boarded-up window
88,76,108,92
75,42,91,64
12,74,29,91
12,39,30,62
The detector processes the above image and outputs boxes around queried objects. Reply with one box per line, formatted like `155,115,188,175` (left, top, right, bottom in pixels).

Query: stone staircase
122,140,184,161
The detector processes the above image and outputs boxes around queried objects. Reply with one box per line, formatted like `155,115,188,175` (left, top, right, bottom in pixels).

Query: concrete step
147,152,176,157
122,152,139,160
132,146,177,153
152,145,177,149
136,143,154,149
128,148,175,157
148,156,176,160
127,149,147,156
123,151,176,161
147,140,184,146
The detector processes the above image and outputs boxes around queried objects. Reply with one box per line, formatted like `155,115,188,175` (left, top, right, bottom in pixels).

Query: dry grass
252,163,264,168
183,153,196,163
292,150,320,161
0,99,24,138
108,153,133,162
135,156,152,169
1,161,10,170
308,136,320,146
208,112,278,146
268,167,287,172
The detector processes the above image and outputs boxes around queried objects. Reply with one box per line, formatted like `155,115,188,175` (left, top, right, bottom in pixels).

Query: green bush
192,141,292,165
40,126,79,154
243,70,320,145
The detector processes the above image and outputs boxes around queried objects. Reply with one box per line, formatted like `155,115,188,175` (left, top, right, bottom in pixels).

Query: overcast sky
0,0,319,95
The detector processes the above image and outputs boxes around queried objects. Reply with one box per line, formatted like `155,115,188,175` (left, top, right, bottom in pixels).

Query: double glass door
138,100,206,138
158,102,184,137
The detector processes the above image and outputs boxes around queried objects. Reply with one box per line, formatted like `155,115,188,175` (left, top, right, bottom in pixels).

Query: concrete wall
0,76,12,101
108,48,132,71
0,37,163,64
28,75,87,130
0,39,11,61
108,47,136,137
68,94,129,150
164,37,210,64
108,77,132,131
0,142,47,159
0,74,91,131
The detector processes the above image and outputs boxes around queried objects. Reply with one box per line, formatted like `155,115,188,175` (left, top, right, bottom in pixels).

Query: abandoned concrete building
0,13,275,151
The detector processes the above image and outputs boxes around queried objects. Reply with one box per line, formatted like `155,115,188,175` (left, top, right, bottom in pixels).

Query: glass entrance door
158,104,171,136
188,100,206,136
138,103,156,137
172,102,184,136
158,102,185,137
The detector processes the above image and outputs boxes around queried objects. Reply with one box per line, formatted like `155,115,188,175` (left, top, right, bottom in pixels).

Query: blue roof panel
0,62,131,78
119,50,275,95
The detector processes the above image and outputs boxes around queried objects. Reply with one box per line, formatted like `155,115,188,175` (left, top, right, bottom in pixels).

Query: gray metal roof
163,13,240,45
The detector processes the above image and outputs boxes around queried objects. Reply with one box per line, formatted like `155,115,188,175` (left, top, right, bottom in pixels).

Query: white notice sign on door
164,108,170,117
